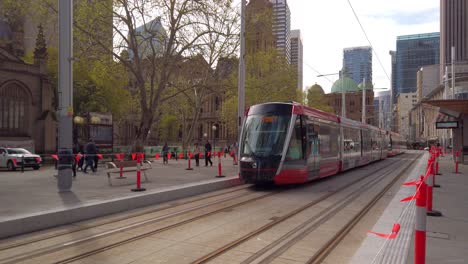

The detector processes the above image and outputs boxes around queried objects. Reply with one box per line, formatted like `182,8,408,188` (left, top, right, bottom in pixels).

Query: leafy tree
2,0,238,147
306,84,334,113
1,0,132,118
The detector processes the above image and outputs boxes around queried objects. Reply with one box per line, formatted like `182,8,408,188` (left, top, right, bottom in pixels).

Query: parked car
0,148,42,171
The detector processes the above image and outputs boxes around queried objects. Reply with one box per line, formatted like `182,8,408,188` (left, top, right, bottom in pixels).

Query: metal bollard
186,152,193,170
426,159,442,217
415,176,427,264
216,152,225,177
131,153,146,192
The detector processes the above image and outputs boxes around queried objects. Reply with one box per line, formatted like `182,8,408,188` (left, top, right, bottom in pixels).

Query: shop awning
422,99,468,115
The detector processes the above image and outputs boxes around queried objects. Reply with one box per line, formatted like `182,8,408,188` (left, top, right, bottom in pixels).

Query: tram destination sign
436,121,458,129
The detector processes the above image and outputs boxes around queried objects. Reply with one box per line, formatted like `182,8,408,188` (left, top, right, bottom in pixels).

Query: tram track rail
191,153,417,264
0,155,414,264
0,186,281,264
305,154,420,264
0,185,252,252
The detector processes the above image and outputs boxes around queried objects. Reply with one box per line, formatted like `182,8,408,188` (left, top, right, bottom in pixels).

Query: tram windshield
241,114,290,158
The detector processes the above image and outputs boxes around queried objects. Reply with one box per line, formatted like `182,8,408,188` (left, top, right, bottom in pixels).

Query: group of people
160,141,237,167
72,139,99,177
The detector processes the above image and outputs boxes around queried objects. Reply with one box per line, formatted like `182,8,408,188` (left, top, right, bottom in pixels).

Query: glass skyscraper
270,0,291,64
394,33,440,103
343,46,372,86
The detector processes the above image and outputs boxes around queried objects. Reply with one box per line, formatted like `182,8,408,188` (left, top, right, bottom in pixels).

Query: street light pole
362,78,366,123
57,0,74,192
237,0,246,139
451,46,455,99
212,124,217,155
342,85,346,118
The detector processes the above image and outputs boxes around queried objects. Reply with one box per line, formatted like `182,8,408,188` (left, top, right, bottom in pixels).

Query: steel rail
0,185,251,251
305,153,421,264
191,155,411,264
248,154,418,264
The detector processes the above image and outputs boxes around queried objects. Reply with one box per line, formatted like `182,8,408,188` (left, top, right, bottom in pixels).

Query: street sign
436,121,458,129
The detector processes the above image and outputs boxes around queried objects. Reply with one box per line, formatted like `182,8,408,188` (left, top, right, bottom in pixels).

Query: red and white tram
239,102,406,185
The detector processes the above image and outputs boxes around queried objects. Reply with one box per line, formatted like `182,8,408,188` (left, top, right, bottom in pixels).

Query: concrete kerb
0,177,242,239
350,152,429,264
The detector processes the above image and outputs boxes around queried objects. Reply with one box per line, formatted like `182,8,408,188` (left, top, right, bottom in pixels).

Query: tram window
318,123,338,158
362,129,372,152
343,127,360,153
286,116,304,160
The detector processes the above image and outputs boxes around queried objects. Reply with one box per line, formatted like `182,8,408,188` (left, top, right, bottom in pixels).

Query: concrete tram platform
351,151,468,264
0,157,241,239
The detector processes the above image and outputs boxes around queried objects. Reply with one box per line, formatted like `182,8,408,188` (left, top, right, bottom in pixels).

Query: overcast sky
237,0,440,93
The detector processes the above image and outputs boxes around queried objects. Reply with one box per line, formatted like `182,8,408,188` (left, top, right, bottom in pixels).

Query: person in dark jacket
162,142,169,165
194,143,200,166
93,144,99,170
83,139,97,173
205,140,213,166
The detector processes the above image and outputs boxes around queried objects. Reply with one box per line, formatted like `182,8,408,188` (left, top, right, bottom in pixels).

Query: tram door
306,119,320,179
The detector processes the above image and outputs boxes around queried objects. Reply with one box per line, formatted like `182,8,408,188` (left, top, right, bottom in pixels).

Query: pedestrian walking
205,140,213,166
72,142,79,177
83,139,97,173
77,143,84,171
194,142,200,166
162,142,169,165
93,144,99,171
224,145,228,158
173,147,178,161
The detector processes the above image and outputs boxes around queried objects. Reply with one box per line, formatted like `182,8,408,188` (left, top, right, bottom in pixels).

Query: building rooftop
331,77,359,93
397,32,440,41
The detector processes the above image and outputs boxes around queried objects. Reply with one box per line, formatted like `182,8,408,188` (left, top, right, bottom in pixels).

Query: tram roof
292,102,340,123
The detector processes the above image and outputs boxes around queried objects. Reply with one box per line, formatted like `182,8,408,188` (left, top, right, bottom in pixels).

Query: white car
0,148,42,171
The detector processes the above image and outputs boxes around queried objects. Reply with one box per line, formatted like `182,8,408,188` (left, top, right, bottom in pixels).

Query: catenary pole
57,0,74,192
238,0,246,138
451,46,455,99
362,78,366,123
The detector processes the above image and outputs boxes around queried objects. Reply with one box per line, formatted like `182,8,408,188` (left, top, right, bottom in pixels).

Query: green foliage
73,57,132,118
158,114,179,143
306,86,334,113
1,0,133,119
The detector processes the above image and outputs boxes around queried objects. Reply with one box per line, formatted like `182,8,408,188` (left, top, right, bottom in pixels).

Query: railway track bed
0,153,419,264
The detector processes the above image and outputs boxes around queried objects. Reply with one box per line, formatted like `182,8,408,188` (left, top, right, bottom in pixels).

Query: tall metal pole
57,0,74,192
362,78,366,123
341,88,346,118
451,46,455,99
443,66,448,151
237,0,246,138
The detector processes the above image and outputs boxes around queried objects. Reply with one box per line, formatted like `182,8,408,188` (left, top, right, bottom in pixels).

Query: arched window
0,83,30,136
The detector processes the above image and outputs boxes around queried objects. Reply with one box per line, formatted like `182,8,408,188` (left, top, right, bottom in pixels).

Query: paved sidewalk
0,157,241,238
416,153,468,264
351,152,468,264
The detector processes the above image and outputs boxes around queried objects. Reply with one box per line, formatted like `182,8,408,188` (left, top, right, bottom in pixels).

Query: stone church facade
0,24,56,153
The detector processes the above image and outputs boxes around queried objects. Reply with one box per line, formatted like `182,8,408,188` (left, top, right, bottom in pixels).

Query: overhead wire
304,61,334,84
346,0,391,83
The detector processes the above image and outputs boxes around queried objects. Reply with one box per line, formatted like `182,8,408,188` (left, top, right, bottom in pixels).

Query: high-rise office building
440,0,468,99
343,46,372,86
290,29,303,89
374,90,392,130
269,0,291,64
441,0,468,65
394,33,440,102
129,17,167,60
389,50,397,104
